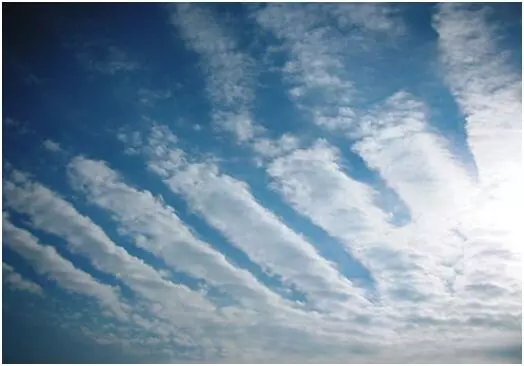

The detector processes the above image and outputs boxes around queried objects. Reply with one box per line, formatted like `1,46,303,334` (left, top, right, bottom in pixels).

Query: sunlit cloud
3,3,521,363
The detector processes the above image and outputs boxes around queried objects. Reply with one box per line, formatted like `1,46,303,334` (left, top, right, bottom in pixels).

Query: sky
1,2,522,363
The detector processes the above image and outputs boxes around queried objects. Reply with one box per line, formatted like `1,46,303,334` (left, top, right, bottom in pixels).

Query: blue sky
2,2,522,363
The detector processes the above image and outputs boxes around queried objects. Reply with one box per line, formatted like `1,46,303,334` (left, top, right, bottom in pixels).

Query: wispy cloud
126,125,372,317
67,156,296,312
3,170,221,339
252,4,404,133
74,42,140,75
4,117,33,135
324,3,405,35
431,3,522,329
170,4,254,108
169,4,258,142
433,3,521,182
252,134,299,159
42,139,63,153
3,261,44,296
353,91,475,225
266,139,430,303
3,3,521,363
137,88,173,107
3,218,129,320
433,3,523,248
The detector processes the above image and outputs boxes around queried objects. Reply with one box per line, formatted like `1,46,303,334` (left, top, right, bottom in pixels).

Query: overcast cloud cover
2,3,522,363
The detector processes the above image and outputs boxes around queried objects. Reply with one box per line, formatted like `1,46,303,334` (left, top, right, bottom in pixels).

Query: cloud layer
3,3,521,363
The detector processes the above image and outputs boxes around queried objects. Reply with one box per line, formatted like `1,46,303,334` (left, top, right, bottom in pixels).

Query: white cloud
246,5,520,355
252,4,404,134
134,125,373,318
433,3,523,252
431,3,522,327
309,88,521,336
3,261,44,296
213,110,259,142
266,137,475,321
6,168,357,358
170,4,258,142
67,156,300,313
252,4,358,132
353,91,475,226
42,139,62,153
433,4,521,184
267,140,399,288
64,155,395,354
252,134,299,159
117,129,143,155
3,170,222,337
170,4,254,108
324,3,405,35
168,3,313,167
5,4,520,362
3,218,129,320
169,3,325,164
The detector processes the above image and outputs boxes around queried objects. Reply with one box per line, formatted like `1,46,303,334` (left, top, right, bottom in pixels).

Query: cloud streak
3,261,44,297
67,156,300,313
126,125,373,318
169,4,258,142
3,218,129,320
3,3,521,363
3,170,224,341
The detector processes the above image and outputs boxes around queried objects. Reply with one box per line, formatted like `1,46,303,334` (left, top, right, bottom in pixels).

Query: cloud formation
42,139,62,152
3,3,521,363
3,218,129,320
74,42,140,75
3,261,44,296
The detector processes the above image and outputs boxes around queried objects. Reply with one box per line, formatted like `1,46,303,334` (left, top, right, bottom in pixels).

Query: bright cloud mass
2,3,522,363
